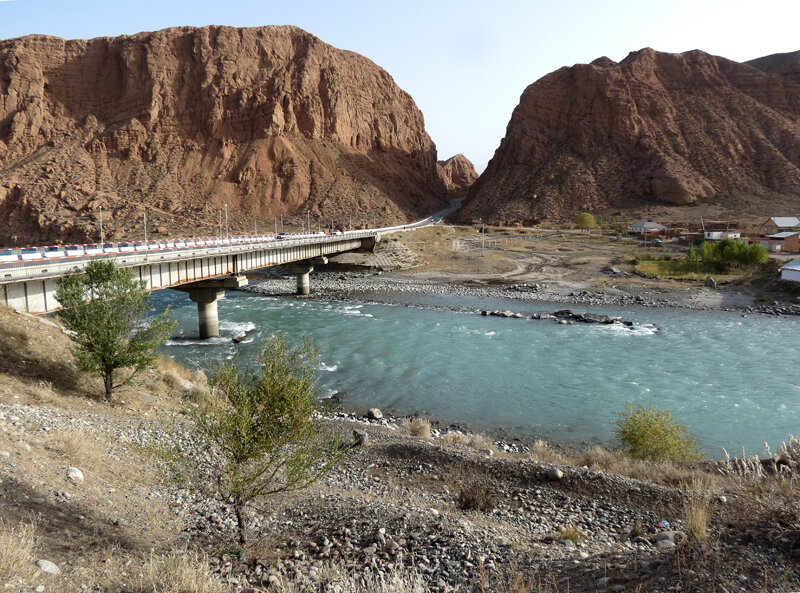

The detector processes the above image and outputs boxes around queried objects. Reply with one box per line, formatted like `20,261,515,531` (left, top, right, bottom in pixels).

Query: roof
630,219,666,230
767,217,800,228
781,259,800,271
768,231,800,239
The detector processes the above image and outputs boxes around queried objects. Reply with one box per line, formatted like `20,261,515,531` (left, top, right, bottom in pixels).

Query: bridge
0,230,381,338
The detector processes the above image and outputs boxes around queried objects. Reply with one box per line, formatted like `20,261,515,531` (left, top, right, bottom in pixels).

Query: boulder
367,408,383,420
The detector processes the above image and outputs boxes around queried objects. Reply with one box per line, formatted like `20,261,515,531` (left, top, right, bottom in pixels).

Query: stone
547,468,564,481
656,540,677,551
367,408,383,420
66,467,84,483
0,451,9,457
35,559,61,575
352,429,369,447
705,276,717,289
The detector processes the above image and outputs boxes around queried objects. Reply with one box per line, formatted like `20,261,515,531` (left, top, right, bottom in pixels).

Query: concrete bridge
0,231,379,338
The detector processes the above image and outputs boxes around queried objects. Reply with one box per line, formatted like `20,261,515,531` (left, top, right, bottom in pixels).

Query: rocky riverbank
2,397,796,593
241,269,800,317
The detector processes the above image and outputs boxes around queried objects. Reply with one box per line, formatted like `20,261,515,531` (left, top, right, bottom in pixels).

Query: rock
367,408,383,420
656,530,685,543
0,451,10,458
0,26,446,245
35,559,61,575
461,47,800,223
437,154,478,194
578,312,615,324
547,468,564,481
352,429,369,447
479,448,494,457
656,540,677,551
705,276,717,289
66,467,84,483
232,335,246,344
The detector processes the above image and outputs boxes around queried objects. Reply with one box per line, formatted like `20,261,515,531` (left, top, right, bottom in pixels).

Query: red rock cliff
0,25,447,244
437,154,478,196
462,48,800,223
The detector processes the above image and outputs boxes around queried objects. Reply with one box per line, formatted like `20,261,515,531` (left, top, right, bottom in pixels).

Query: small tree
178,335,348,544
612,403,703,462
575,212,598,230
55,261,177,400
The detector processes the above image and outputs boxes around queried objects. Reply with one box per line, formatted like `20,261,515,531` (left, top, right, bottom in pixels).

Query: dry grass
129,551,226,593
155,355,208,398
45,429,102,466
558,525,586,544
402,417,432,438
579,445,712,487
0,519,35,584
441,430,494,453
270,563,432,592
684,477,714,543
526,439,570,465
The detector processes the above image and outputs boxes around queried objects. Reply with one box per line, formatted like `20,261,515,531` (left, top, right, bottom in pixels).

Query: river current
152,288,800,457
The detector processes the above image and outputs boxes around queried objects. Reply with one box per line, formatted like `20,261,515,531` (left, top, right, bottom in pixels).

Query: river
152,287,800,457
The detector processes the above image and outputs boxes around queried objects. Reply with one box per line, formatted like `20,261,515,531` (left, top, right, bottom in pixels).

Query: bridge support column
173,276,248,339
289,257,328,295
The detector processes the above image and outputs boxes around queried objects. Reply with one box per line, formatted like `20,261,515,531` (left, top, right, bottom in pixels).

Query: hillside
0,25,448,245
462,48,800,224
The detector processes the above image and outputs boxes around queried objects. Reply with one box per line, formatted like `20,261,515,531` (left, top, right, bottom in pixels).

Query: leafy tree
686,245,699,267
55,261,177,400
176,335,349,544
575,212,598,230
613,403,703,462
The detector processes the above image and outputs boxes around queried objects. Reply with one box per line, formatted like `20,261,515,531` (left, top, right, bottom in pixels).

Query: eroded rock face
462,48,800,223
437,154,478,195
0,26,446,245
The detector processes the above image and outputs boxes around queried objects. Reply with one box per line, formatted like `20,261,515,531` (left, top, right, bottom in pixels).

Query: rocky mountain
437,154,478,195
462,48,800,224
0,26,447,245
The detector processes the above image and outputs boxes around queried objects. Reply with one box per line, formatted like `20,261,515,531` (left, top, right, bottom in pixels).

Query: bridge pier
173,276,247,339
289,257,328,295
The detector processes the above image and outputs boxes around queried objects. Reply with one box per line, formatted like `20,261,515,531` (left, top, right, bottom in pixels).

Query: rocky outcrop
462,48,800,223
748,50,800,84
437,154,478,195
0,26,447,245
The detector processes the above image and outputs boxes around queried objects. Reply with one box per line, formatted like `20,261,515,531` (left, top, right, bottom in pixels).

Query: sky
1,0,798,172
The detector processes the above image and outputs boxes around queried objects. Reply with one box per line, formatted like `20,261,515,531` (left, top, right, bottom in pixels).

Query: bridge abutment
174,276,247,339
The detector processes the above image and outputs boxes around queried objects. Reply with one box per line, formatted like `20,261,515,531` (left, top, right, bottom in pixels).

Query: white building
629,219,666,235
703,230,741,241
780,259,800,283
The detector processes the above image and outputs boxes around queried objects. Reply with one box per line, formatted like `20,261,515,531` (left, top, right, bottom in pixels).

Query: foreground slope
0,26,447,245
462,48,800,223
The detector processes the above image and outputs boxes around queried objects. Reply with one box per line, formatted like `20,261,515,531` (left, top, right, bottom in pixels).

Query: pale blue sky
1,0,798,171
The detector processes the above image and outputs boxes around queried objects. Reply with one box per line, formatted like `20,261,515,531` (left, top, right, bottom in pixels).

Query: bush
575,212,598,229
455,472,499,511
612,403,703,462
402,417,432,438
171,334,349,544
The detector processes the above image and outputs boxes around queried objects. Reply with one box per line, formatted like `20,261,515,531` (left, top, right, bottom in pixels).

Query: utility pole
307,210,310,234
224,203,229,242
349,214,352,231
219,210,222,239
254,220,257,236
99,206,104,245
318,214,321,233
280,214,283,233
274,218,278,234
143,212,148,256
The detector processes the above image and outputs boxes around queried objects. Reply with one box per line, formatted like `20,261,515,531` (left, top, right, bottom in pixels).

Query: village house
780,259,800,283
761,231,800,253
760,217,800,235
704,230,741,241
628,219,666,236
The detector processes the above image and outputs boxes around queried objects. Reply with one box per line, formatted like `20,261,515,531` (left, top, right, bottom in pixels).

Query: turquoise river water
151,288,800,457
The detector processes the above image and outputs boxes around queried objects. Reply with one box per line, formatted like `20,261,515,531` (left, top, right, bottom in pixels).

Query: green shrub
575,212,598,229
612,404,703,462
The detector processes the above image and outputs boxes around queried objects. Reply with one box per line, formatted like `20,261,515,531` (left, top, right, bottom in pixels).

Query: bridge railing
0,231,377,283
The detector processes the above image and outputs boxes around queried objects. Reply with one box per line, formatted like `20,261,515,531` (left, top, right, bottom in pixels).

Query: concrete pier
174,276,247,339
289,257,328,295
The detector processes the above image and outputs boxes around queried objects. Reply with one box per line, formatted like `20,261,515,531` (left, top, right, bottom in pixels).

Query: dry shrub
442,430,493,453
580,445,709,487
132,551,225,593
527,439,569,465
0,520,35,584
559,525,586,544
402,417,432,438
684,477,714,543
47,429,95,464
452,465,499,512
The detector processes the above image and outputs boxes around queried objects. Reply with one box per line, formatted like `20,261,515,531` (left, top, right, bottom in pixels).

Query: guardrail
0,231,378,283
